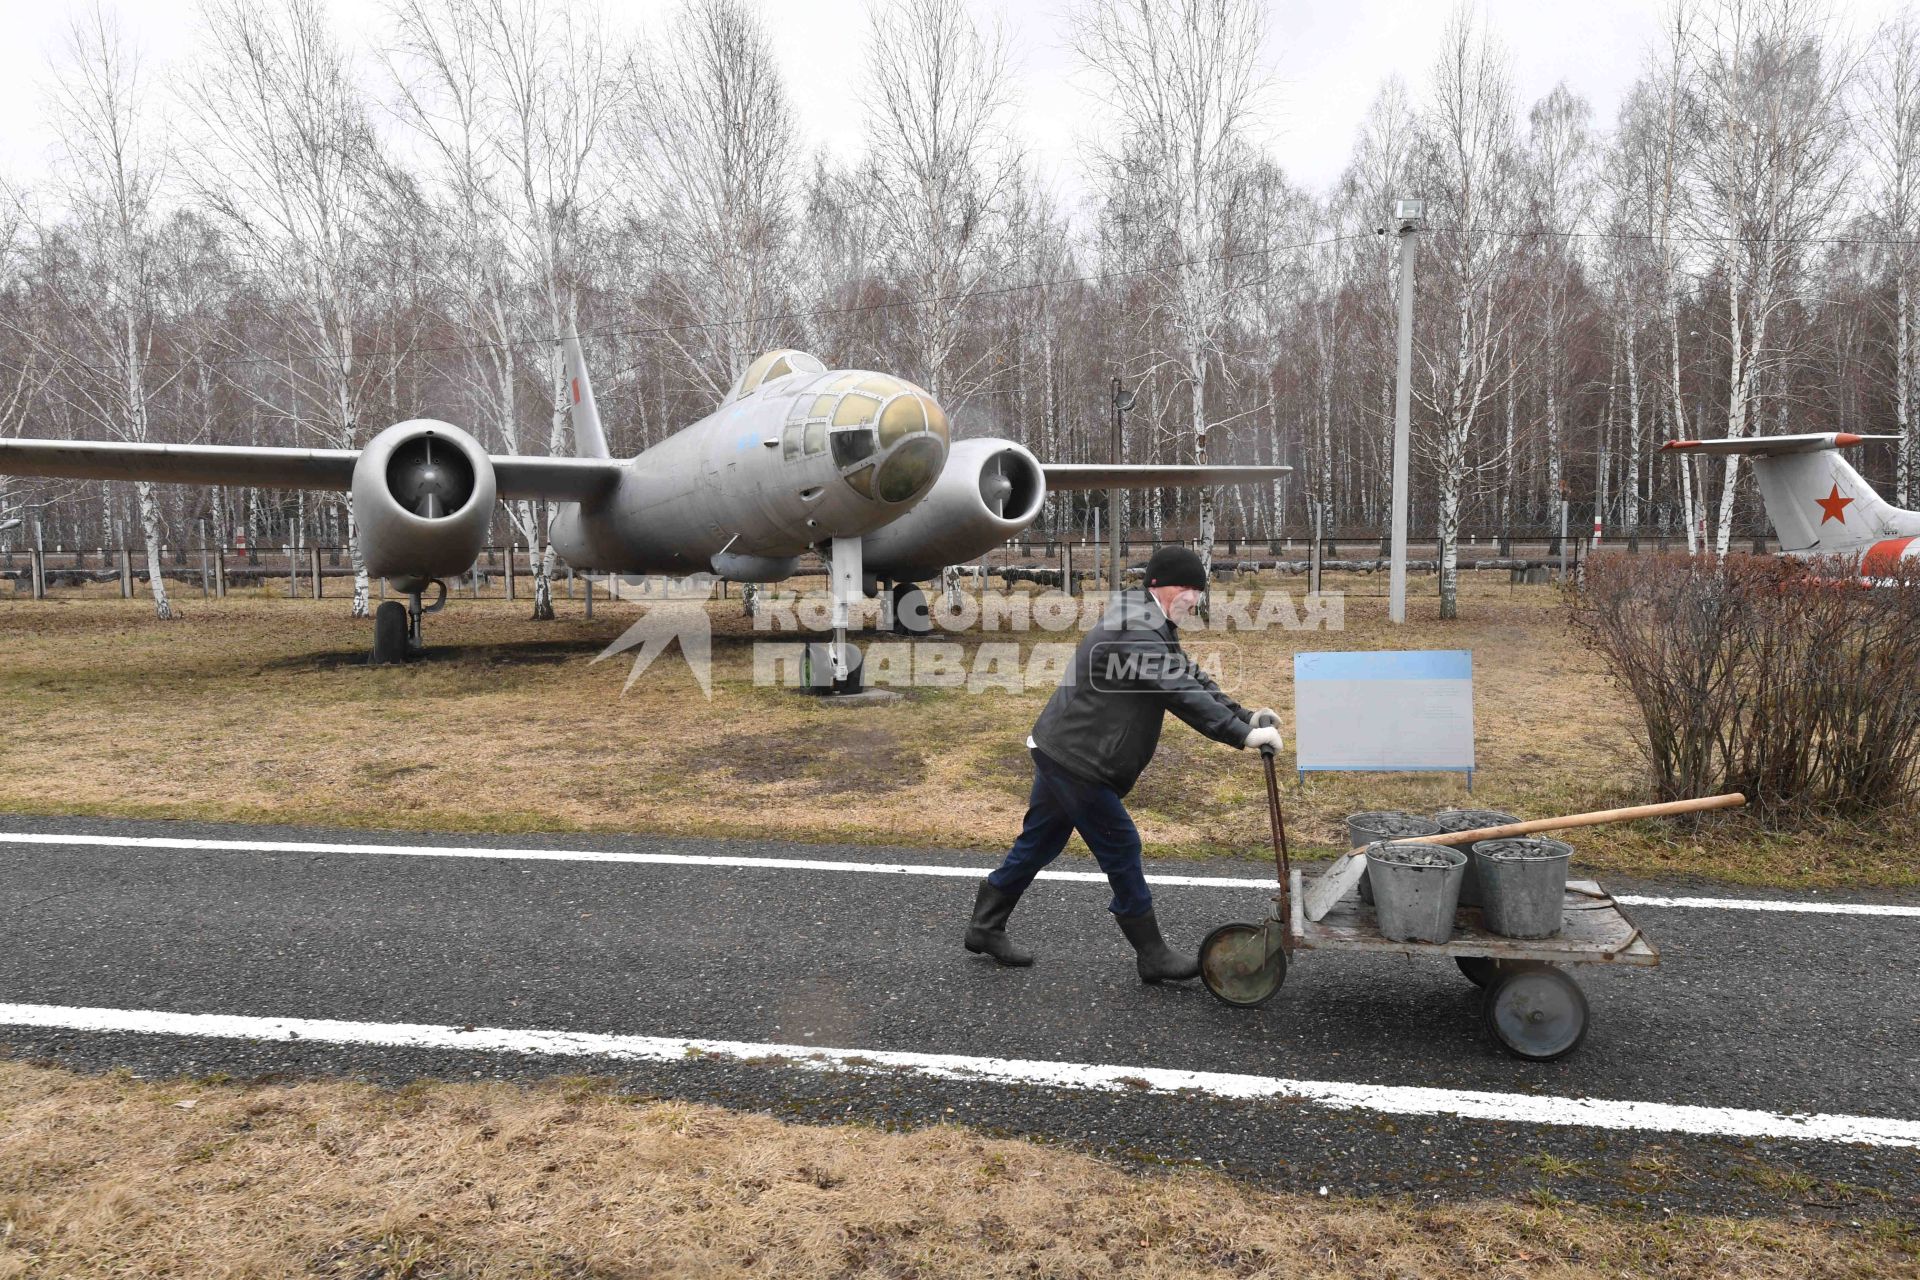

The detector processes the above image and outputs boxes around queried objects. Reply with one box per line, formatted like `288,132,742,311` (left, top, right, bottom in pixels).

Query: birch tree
460,0,615,619
1415,6,1522,619
864,0,1019,400
18,2,179,617
617,0,795,400
1685,0,1854,555
183,0,383,615
1521,82,1595,511
1861,9,1920,504
1073,0,1268,574
383,0,578,619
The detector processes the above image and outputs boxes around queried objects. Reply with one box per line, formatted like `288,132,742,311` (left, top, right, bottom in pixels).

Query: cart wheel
1483,965,1589,1061
1456,955,1499,988
1200,922,1287,1008
1459,956,1551,988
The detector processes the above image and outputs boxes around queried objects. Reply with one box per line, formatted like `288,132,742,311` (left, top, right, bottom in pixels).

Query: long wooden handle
1338,792,1747,858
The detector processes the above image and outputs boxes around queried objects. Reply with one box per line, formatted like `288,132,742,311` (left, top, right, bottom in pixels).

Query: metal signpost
1109,378,1134,599
1388,197,1425,624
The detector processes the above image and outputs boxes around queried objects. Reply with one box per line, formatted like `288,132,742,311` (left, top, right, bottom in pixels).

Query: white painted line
0,830,1254,888
2,1001,1914,1149
1612,894,1920,918
2,830,1915,917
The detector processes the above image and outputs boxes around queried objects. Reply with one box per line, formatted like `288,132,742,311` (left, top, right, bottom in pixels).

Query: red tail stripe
1863,538,1917,578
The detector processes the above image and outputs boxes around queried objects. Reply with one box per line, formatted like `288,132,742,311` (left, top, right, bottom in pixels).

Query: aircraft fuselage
550,362,951,581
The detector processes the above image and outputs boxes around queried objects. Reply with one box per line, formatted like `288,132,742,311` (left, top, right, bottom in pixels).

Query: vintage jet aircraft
0,340,1286,674
1661,432,1919,575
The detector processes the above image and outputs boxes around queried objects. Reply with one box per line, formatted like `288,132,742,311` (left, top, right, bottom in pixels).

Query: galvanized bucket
1346,812,1442,904
1430,809,1519,907
1471,837,1574,939
1365,842,1467,944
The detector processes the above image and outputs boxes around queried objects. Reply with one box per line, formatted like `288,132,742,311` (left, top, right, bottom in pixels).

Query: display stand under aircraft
0,340,1288,678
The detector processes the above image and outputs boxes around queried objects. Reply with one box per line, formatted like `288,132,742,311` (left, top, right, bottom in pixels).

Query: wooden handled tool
1301,792,1746,922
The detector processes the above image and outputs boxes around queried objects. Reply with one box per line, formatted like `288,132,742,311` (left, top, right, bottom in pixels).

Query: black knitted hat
1144,545,1207,590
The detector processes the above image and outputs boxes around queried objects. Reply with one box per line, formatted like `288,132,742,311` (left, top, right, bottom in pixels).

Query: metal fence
1,531,1773,603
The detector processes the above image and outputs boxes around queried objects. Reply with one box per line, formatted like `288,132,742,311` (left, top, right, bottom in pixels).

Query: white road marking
1,1000,1913,1148
2,830,1915,917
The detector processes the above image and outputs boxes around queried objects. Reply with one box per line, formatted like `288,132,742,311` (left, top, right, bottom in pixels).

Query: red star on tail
1815,484,1853,525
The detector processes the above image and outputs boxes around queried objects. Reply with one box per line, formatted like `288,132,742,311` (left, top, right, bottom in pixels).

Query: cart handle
1341,792,1747,857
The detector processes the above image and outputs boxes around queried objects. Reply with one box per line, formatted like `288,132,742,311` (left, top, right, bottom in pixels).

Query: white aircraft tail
561,335,612,460
1661,433,1916,552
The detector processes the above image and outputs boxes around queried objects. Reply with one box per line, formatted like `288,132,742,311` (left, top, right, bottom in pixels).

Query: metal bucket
1430,809,1519,907
1346,812,1442,904
1365,842,1467,944
1471,837,1574,938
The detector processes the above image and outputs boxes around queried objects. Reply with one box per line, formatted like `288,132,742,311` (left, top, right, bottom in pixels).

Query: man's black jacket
1030,589,1253,795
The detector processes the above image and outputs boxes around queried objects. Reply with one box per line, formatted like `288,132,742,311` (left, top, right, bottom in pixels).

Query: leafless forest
1,0,1915,620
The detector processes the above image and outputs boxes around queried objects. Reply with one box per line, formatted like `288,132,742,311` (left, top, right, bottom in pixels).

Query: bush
1569,554,1920,821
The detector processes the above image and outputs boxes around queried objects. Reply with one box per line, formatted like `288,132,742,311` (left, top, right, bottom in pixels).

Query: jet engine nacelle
862,438,1045,582
351,420,496,592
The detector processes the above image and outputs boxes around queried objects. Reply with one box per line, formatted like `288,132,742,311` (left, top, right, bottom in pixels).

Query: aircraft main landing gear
370,602,409,666
369,580,448,666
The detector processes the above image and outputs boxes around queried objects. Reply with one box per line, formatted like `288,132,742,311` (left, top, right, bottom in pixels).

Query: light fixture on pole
0,518,19,535
1387,196,1426,624
1109,377,1135,598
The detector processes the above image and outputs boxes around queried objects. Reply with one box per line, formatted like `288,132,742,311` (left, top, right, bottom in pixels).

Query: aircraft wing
0,438,624,502
1042,463,1290,491
491,455,625,500
1661,433,1900,456
0,439,359,490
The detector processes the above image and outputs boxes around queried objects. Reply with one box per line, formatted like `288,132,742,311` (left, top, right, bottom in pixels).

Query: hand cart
1197,749,1726,1061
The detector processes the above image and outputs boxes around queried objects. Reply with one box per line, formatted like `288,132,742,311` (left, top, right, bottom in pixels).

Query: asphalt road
3,813,1917,1218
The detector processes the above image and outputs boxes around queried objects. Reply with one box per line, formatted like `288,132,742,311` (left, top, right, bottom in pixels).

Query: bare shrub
1570,554,1920,820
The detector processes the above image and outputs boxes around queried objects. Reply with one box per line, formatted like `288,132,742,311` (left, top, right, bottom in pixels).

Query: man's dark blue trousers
986,746,1152,917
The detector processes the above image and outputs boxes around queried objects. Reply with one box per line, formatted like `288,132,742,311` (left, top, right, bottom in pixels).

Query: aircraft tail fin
1662,433,1908,551
562,334,612,460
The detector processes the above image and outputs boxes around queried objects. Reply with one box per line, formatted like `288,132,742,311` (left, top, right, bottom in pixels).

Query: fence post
311,545,323,599
1062,542,1074,596
29,548,44,600
215,546,227,598
119,547,132,598
505,544,517,602
585,574,594,619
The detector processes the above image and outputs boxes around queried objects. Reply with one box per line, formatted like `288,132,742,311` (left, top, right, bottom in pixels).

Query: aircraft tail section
1661,433,1912,552
561,334,612,460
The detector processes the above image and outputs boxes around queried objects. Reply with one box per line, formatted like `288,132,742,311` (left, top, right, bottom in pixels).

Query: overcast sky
0,0,1908,212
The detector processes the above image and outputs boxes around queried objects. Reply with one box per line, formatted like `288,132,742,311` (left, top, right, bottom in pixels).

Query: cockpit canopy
724,349,828,404
779,371,951,505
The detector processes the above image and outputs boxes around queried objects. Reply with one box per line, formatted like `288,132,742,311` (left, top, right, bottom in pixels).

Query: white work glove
1250,707,1281,729
1243,725,1284,754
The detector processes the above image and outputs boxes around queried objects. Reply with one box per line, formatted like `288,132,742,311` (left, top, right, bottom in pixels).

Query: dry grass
0,1060,1911,1279
0,571,1912,888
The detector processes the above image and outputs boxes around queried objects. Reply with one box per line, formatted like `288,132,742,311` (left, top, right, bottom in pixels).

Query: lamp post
1109,377,1135,598
1387,196,1425,624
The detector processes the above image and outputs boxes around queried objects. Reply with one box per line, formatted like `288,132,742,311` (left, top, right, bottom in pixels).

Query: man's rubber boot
964,880,1034,966
1116,910,1200,983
